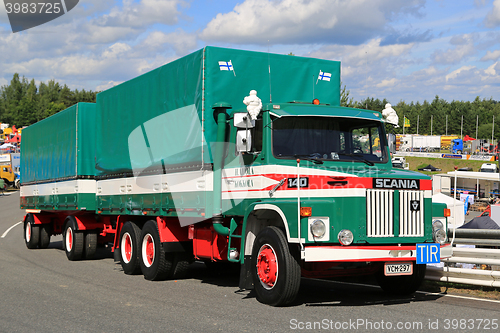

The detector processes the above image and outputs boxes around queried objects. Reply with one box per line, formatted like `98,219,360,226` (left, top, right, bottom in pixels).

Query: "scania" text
373,178,420,190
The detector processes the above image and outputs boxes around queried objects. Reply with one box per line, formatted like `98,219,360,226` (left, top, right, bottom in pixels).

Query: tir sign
416,243,440,264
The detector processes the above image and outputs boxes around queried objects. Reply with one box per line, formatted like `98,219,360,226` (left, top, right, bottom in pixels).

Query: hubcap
25,222,31,242
66,227,73,251
256,244,278,290
142,234,155,267
121,232,132,263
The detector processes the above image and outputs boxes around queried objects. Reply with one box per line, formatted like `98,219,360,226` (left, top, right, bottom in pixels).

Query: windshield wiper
276,154,324,164
342,153,374,166
293,154,324,164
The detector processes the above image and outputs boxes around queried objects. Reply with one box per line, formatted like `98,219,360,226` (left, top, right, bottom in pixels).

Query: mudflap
239,255,254,290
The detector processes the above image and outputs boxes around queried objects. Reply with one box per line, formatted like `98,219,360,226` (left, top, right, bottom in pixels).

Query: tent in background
459,216,500,229
432,192,465,228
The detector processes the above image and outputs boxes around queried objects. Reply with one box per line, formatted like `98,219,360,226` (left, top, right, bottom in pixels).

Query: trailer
20,46,451,306
399,135,442,152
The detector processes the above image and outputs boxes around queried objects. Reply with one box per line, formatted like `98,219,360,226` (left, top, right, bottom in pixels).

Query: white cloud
200,0,425,45
483,61,499,76
103,43,132,59
431,34,477,64
376,78,398,88
95,81,123,91
485,0,500,28
445,66,475,82
481,49,500,61
140,29,198,55
97,0,184,28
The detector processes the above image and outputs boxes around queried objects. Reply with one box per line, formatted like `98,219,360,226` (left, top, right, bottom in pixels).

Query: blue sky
0,0,499,104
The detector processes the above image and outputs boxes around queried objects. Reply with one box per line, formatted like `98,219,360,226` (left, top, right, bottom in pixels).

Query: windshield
272,116,388,164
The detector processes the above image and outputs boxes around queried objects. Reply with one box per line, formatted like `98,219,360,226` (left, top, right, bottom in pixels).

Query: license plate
384,262,413,276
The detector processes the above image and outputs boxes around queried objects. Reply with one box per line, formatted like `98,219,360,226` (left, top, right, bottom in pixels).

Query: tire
63,217,84,261
119,222,142,275
39,224,51,249
24,214,39,249
139,221,174,281
171,252,192,279
251,226,301,306
376,263,426,295
84,232,98,260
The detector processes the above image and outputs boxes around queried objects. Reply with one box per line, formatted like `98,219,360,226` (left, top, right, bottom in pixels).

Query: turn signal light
300,207,312,217
312,98,320,105
444,208,451,217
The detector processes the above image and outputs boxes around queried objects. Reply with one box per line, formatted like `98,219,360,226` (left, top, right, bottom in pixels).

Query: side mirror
236,130,252,153
233,113,255,129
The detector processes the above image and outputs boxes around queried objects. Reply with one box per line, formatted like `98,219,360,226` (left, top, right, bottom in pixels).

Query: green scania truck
20,46,451,306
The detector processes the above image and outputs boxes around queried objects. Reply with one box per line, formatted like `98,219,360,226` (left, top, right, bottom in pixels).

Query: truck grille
366,189,424,237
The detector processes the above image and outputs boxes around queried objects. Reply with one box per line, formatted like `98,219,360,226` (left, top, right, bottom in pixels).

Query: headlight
433,228,447,244
310,220,326,238
338,229,353,246
432,219,447,244
432,220,444,230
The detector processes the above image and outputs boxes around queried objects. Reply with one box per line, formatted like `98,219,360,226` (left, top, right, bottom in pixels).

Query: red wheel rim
121,233,132,263
143,234,155,267
66,228,73,251
256,244,278,289
26,222,31,242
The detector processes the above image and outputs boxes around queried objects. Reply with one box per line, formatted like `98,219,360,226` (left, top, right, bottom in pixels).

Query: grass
404,156,488,175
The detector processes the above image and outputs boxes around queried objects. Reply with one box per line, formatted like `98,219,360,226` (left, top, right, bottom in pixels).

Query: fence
425,229,500,287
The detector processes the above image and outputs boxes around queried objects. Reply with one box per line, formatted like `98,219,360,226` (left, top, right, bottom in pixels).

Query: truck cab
0,164,16,187
222,101,450,304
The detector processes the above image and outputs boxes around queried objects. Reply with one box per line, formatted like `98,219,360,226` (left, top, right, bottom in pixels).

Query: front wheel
376,263,426,295
251,226,301,306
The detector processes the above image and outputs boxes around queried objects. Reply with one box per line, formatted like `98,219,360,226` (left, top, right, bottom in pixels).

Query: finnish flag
318,70,331,81
219,61,234,71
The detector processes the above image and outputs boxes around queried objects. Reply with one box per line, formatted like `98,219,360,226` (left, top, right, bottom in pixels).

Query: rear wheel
24,214,39,249
84,231,98,260
376,263,426,295
39,224,51,249
139,221,173,281
171,252,192,279
251,226,301,306
63,217,84,261
119,222,142,275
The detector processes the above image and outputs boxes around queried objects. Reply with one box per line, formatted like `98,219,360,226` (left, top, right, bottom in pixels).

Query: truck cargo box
20,103,97,210
95,46,341,178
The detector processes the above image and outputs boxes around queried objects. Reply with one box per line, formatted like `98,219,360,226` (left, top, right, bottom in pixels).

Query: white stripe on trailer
21,179,96,196
97,171,212,196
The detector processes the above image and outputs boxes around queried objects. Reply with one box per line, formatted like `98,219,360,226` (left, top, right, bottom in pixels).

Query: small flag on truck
219,61,234,71
318,70,331,81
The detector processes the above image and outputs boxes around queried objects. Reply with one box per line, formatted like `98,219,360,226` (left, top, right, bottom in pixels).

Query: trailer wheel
84,232,98,260
376,263,426,295
119,222,142,275
171,252,192,279
63,217,84,261
24,214,39,249
251,226,301,306
140,221,173,281
39,224,51,249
